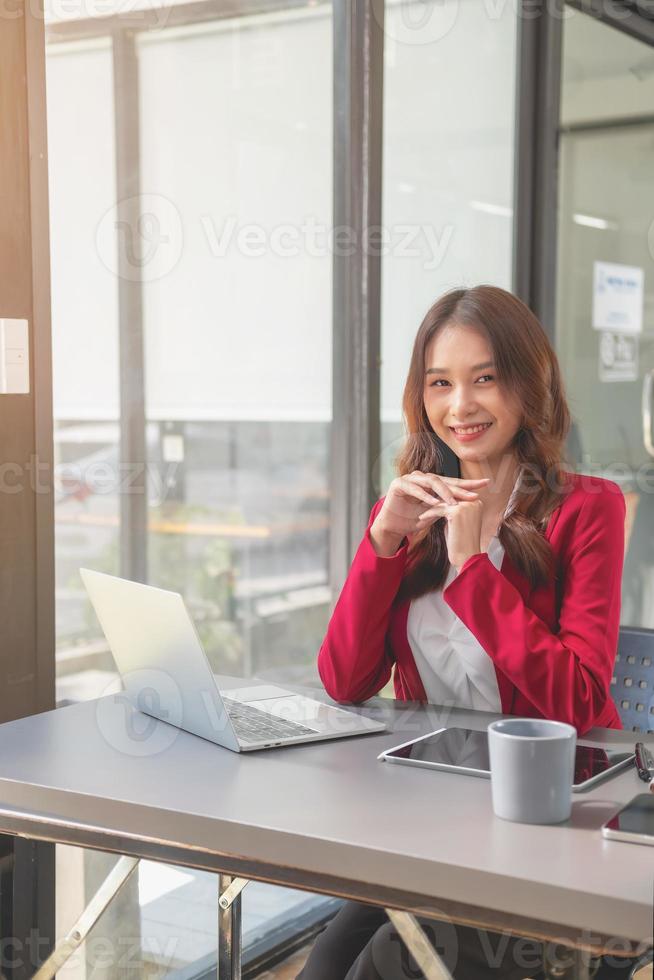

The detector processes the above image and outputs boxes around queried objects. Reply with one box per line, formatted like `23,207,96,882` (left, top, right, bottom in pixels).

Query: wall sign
593,261,643,334
598,330,639,383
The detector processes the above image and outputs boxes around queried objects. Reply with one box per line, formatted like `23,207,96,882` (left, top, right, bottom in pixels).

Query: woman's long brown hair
394,285,574,604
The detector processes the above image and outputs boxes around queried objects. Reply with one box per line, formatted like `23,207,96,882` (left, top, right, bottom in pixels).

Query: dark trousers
296,900,641,980
296,900,544,979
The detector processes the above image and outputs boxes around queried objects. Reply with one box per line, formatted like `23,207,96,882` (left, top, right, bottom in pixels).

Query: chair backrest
612,626,654,732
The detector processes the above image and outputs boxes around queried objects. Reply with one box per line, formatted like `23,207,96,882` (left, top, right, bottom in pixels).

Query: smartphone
378,726,635,791
602,794,654,846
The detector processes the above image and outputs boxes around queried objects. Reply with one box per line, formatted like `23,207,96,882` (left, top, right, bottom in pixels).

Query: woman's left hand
419,496,484,570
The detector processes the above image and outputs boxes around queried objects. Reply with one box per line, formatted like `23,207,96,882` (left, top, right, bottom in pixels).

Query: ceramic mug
488,718,577,824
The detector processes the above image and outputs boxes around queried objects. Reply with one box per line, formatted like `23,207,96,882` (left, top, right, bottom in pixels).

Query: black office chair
611,625,654,732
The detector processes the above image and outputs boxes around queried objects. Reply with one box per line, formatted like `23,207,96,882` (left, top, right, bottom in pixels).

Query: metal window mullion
112,29,148,583
512,0,563,341
331,0,384,597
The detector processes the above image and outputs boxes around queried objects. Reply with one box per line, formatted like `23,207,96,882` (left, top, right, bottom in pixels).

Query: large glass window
137,10,332,683
379,0,518,486
46,1,333,970
49,5,332,707
48,37,122,703
555,9,654,628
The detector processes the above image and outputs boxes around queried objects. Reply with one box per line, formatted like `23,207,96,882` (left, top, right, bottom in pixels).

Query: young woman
297,285,627,980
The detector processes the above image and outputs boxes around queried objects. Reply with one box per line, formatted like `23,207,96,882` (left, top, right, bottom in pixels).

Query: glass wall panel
137,9,332,683
47,38,122,704
379,0,517,488
48,5,332,705
46,2,333,972
555,9,654,629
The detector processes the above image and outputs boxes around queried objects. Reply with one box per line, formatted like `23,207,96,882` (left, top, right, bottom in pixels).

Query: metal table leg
218,874,249,980
32,855,139,980
384,908,453,980
385,913,604,980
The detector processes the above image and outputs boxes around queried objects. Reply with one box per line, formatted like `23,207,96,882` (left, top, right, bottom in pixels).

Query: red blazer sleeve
317,498,408,702
442,485,626,734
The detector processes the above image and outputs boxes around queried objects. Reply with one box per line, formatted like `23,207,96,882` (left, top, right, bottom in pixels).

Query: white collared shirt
406,467,523,712
407,534,505,712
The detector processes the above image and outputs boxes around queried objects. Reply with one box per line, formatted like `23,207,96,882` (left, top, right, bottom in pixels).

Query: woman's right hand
370,471,491,556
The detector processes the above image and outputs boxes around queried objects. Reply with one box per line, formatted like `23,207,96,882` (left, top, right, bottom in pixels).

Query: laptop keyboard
222,698,318,743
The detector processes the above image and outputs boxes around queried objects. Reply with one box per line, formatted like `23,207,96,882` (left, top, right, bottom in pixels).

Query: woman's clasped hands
370,471,491,568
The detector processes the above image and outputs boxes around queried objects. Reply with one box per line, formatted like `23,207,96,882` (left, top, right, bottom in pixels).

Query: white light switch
0,319,30,394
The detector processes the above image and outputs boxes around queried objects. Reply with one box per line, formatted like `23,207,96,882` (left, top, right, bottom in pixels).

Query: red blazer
318,471,626,735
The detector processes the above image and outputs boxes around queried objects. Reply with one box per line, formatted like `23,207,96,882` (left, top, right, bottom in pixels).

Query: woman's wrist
452,551,483,572
369,519,406,557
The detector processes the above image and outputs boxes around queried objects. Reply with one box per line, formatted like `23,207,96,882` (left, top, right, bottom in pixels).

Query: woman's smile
449,422,493,441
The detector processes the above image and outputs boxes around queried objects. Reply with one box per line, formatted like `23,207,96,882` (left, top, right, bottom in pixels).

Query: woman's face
423,321,523,468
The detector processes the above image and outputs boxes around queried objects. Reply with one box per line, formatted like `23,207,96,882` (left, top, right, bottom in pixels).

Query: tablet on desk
378,726,635,792
602,794,654,846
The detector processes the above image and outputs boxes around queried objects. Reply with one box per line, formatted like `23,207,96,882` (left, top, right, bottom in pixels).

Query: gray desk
0,682,651,978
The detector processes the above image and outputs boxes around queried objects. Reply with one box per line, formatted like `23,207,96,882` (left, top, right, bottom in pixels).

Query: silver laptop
80,568,386,752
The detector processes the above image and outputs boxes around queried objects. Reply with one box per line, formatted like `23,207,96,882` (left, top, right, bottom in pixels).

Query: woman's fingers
407,472,488,506
417,503,447,521
417,511,442,522
395,477,442,508
417,504,450,527
446,477,492,485
405,474,456,505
